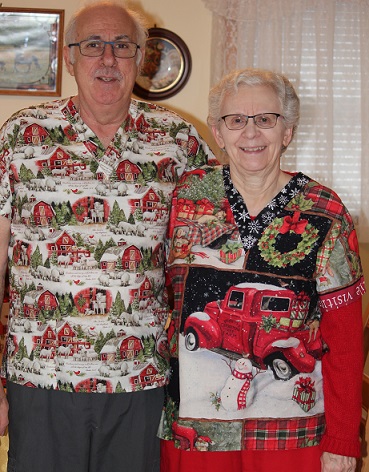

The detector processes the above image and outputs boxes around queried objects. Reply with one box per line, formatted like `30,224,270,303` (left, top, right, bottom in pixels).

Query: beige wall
1,0,369,307
0,0,216,150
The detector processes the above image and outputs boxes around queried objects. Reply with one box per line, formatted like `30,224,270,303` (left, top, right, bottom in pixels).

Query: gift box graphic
177,198,196,220
195,198,214,217
292,376,316,412
220,242,243,264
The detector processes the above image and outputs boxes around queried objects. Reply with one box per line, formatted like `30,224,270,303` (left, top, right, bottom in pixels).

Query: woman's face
212,85,293,176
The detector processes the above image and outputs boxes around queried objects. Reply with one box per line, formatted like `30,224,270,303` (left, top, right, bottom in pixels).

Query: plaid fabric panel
314,221,341,275
169,266,188,316
305,184,345,218
166,266,188,357
182,219,237,246
243,414,325,450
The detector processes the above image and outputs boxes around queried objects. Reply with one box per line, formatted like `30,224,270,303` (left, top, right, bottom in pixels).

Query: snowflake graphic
230,202,238,212
267,198,277,210
278,195,289,206
238,209,250,222
262,211,275,225
289,188,300,199
248,219,262,233
297,176,309,186
242,235,257,249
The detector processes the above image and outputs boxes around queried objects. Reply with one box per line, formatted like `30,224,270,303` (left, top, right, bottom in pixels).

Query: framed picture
134,27,192,101
0,8,64,96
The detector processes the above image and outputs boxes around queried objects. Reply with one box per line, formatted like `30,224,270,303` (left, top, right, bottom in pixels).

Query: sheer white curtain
202,0,369,241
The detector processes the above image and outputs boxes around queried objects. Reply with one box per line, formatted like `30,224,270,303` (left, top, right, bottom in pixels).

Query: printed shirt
159,165,365,451
0,97,215,394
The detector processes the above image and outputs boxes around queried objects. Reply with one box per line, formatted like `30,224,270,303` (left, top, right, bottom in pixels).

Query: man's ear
63,45,75,76
136,46,145,74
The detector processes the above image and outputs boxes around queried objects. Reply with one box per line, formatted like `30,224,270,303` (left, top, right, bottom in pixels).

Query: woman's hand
321,452,356,472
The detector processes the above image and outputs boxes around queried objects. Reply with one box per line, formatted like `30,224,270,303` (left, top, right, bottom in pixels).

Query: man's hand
321,452,356,472
0,384,8,436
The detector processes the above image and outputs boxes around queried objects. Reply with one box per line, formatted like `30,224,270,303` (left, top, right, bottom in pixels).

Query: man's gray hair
65,0,148,66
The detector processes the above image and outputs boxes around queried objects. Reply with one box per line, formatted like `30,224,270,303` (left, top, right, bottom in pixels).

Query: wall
0,0,217,150
1,0,368,306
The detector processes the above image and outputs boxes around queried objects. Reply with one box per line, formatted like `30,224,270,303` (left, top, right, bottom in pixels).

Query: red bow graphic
280,212,308,235
295,376,315,394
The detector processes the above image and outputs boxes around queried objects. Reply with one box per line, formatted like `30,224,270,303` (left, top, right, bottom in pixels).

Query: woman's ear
282,126,293,148
211,125,225,150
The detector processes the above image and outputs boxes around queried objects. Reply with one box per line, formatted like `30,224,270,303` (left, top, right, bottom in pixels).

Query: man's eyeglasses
68,39,140,59
220,113,283,130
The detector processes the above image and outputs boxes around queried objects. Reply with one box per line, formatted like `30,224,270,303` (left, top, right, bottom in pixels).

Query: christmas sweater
159,165,365,454
0,97,215,394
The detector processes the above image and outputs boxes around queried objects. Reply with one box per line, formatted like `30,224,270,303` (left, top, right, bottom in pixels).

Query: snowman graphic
220,357,255,411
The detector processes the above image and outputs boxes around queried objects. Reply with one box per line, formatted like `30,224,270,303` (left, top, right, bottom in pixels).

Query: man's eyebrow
115,35,131,41
84,34,131,41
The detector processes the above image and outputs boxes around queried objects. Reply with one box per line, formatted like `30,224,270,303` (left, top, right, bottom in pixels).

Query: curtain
202,0,369,242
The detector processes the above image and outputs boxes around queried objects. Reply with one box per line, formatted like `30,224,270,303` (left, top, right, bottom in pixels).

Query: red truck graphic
184,283,322,381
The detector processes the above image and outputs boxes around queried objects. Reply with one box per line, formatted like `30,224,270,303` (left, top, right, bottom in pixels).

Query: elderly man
0,1,214,471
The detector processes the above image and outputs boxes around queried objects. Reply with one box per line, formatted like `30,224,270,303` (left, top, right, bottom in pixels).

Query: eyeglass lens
223,113,279,130
80,40,138,58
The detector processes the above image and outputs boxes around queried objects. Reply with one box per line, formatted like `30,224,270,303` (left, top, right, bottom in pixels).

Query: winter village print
0,98,212,395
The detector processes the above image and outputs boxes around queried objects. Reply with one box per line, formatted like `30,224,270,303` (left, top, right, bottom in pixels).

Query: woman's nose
241,119,260,137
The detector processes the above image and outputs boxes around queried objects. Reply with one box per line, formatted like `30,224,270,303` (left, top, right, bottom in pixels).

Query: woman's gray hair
208,68,300,146
65,0,148,65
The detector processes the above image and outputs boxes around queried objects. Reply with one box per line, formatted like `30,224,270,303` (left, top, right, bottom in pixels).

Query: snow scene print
179,333,323,418
162,276,325,452
178,280,324,422
161,263,327,451
160,328,324,452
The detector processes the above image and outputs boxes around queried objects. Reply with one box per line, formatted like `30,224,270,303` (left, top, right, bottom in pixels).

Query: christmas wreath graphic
258,212,319,268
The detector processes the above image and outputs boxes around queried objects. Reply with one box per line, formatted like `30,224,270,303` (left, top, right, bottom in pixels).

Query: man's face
64,5,143,110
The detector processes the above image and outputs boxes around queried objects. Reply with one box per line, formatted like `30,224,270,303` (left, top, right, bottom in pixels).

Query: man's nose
101,43,116,64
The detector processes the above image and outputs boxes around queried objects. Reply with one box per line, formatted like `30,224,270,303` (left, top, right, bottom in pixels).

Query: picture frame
0,7,64,96
134,27,192,101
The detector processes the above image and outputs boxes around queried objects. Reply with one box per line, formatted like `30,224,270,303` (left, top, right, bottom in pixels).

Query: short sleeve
0,120,14,219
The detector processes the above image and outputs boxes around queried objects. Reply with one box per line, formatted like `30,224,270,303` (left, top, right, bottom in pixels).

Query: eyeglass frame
68,39,140,59
220,113,283,130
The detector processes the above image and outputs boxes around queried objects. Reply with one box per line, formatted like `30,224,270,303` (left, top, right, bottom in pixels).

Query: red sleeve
319,298,363,457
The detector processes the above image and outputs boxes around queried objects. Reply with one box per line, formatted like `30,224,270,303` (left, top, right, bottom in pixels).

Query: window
228,291,244,309
260,296,290,312
203,0,369,241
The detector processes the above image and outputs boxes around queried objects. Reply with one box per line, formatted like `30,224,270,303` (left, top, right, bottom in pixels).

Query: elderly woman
159,69,365,472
